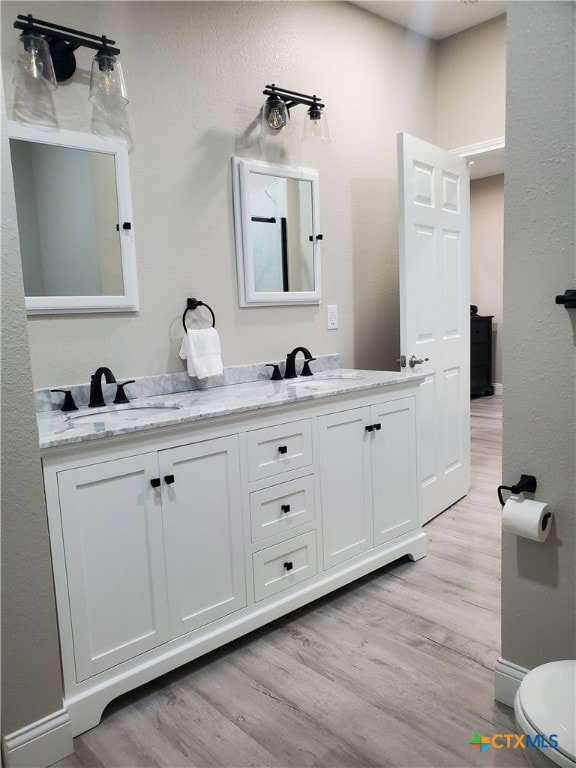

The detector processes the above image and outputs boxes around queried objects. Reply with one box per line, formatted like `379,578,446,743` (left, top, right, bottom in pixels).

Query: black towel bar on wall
182,298,216,332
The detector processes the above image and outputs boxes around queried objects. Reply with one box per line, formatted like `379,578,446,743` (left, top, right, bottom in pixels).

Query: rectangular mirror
232,157,321,306
8,122,138,313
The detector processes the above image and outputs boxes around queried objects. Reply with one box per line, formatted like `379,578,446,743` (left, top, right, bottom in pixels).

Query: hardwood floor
53,397,529,768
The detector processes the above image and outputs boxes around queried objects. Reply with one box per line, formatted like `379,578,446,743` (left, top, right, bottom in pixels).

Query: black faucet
284,347,315,379
89,367,117,408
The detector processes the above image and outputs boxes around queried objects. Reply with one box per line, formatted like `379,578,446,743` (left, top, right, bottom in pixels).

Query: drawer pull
283,561,294,571
150,478,161,488
164,474,175,485
365,425,374,433
374,423,382,431
278,445,288,455
281,504,291,513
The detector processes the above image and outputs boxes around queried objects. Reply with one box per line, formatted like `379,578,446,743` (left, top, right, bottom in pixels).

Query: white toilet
514,660,576,768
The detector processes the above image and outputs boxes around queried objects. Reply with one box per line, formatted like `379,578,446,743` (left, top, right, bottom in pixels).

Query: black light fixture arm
14,14,120,55
263,84,324,111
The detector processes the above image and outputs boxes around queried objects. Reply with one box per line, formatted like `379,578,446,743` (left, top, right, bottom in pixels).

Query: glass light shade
261,96,289,137
302,108,330,143
12,32,57,90
89,52,128,106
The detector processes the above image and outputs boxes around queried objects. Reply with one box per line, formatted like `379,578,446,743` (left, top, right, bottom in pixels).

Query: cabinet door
58,454,170,681
371,398,418,546
160,435,246,638
319,408,373,569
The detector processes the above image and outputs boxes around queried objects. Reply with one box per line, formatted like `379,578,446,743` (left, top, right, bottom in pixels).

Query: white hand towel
179,328,223,380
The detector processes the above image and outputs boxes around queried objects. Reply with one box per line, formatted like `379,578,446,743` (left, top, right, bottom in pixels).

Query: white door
398,132,470,524
160,435,246,638
58,454,171,681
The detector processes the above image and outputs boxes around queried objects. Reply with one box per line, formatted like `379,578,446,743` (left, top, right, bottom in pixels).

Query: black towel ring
182,298,216,333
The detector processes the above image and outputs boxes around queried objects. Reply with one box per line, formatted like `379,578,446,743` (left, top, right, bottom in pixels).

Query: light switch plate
327,305,338,330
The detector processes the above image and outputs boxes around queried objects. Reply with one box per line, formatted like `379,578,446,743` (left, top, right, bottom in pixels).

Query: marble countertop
37,369,423,450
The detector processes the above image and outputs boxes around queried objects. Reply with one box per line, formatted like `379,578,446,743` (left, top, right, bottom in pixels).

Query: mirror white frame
232,157,321,306
8,121,138,314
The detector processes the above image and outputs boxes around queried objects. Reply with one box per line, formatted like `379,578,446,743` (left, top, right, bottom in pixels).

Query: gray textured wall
502,2,576,667
1,78,64,734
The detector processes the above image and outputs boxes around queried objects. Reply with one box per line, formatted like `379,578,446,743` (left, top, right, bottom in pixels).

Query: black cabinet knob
365,425,374,433
164,474,175,485
281,504,291,513
278,445,288,455
150,478,161,488
374,423,382,431
283,561,294,571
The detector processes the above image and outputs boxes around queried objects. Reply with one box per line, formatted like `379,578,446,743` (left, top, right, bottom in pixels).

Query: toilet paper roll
502,495,552,542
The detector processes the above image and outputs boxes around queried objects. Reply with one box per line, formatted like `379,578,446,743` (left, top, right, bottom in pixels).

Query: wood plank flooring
53,397,530,768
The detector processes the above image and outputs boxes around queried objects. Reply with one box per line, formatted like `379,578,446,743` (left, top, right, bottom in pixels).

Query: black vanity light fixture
12,14,128,105
261,84,330,143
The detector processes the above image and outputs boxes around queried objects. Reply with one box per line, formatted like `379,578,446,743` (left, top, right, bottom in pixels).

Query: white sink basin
287,374,365,393
289,373,364,387
66,402,182,427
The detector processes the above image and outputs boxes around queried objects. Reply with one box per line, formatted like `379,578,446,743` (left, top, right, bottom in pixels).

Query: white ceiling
350,1,507,40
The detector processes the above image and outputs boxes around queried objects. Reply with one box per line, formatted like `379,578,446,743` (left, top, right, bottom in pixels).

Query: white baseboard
2,708,73,768
494,657,529,708
493,383,502,397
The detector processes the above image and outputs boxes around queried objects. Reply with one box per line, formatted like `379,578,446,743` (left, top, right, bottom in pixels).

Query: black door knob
164,474,175,485
365,425,374,433
150,478,161,488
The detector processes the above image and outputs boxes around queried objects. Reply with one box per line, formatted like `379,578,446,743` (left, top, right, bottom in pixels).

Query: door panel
398,132,470,523
444,367,463,475
161,435,246,638
418,374,437,488
319,408,373,569
443,231,462,336
58,454,170,681
371,398,418,546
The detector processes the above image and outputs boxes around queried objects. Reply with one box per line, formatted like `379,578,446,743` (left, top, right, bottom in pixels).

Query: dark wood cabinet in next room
471,314,494,397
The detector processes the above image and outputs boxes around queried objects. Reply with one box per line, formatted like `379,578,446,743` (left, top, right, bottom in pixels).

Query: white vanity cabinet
160,436,245,638
245,419,319,602
58,453,171,681
370,398,418,546
55,434,245,682
319,397,418,569
41,379,426,737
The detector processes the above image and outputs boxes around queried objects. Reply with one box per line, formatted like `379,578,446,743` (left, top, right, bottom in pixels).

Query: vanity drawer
246,420,313,481
252,531,317,602
250,474,316,543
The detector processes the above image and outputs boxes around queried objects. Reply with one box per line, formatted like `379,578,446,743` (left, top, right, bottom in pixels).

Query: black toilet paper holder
497,474,537,507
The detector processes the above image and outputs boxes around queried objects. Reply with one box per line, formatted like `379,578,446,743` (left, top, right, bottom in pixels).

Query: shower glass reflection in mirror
232,158,321,306
8,122,138,313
